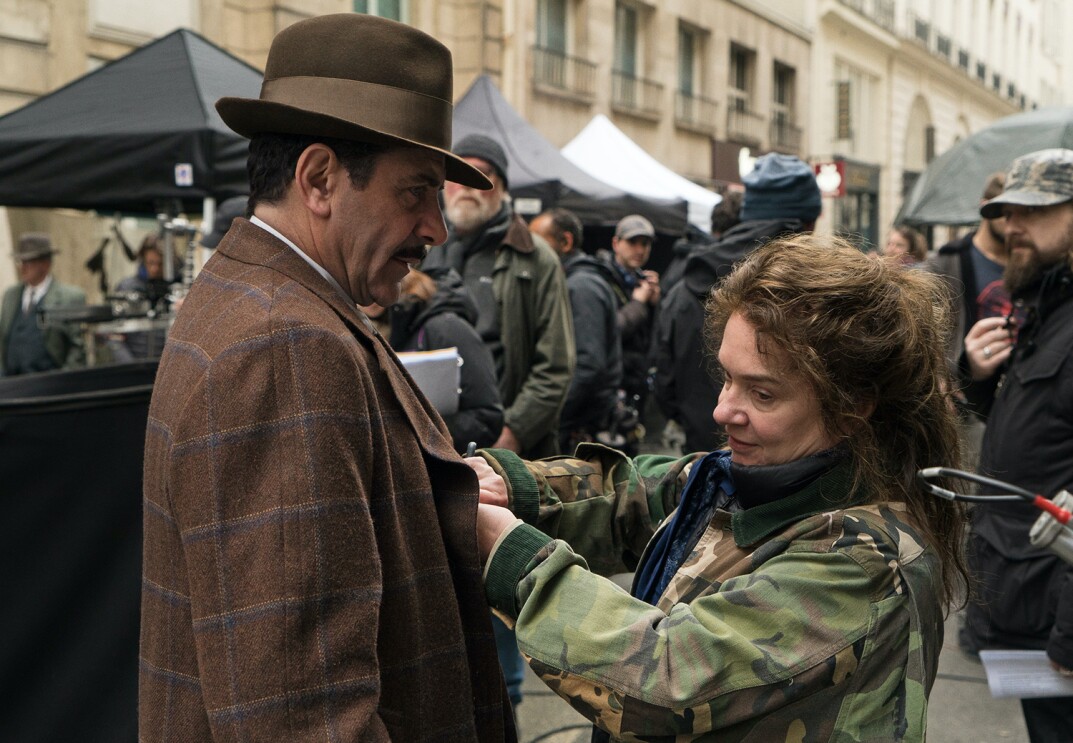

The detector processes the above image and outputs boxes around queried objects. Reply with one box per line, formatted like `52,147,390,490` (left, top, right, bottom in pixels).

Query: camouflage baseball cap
980,148,1073,219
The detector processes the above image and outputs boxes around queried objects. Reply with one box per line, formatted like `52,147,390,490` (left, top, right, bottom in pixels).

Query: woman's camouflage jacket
481,444,945,742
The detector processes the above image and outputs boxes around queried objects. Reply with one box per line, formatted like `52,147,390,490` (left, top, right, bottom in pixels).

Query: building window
533,0,596,97
614,1,638,77
537,0,568,54
726,44,759,143
611,2,661,116
678,24,695,95
772,62,799,153
674,22,714,132
729,43,754,111
833,60,875,157
353,0,405,22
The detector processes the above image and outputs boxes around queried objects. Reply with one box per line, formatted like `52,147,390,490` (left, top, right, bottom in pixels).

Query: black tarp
0,29,262,214
0,362,156,741
453,75,689,236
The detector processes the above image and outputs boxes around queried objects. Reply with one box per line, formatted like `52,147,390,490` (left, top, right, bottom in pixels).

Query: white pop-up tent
562,114,721,233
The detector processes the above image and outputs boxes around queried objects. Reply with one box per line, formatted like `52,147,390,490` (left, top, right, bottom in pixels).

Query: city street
516,609,1030,743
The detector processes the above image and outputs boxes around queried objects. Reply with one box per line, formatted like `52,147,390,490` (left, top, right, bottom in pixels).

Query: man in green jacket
424,134,575,460
0,233,86,375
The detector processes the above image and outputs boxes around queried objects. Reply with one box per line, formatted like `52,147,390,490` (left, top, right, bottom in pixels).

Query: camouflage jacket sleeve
483,498,937,742
481,443,701,574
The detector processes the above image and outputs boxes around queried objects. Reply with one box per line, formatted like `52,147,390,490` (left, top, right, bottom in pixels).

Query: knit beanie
741,153,821,223
453,134,509,188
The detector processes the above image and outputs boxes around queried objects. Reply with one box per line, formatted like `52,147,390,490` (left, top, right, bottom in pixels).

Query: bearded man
421,134,574,460
960,148,1073,743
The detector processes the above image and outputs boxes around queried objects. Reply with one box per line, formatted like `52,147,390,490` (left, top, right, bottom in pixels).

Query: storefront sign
814,160,845,197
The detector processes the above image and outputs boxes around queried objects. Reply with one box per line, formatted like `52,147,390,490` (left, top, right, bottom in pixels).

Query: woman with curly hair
469,234,966,742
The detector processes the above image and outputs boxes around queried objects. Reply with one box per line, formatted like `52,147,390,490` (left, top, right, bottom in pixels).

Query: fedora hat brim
216,97,492,191
13,248,57,261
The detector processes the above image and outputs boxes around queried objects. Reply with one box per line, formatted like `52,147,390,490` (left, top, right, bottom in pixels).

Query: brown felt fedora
216,13,490,190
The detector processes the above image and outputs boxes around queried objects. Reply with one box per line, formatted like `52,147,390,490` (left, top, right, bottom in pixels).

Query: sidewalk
514,610,1030,743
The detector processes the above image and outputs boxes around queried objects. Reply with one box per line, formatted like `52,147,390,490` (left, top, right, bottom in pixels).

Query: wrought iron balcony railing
531,46,597,99
726,92,764,143
611,70,663,117
674,91,718,133
770,116,802,154
837,0,894,31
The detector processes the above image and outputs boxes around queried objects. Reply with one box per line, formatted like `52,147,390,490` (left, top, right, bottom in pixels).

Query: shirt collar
249,215,357,313
25,274,52,304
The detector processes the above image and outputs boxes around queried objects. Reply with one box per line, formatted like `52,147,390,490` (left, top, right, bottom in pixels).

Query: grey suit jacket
0,278,87,373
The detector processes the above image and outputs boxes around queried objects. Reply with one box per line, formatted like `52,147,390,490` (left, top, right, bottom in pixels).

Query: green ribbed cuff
485,523,553,618
485,448,540,525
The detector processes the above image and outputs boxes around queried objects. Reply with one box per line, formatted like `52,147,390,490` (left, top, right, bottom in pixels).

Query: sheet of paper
979,649,1073,699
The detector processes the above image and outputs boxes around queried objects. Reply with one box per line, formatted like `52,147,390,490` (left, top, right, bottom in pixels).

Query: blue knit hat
740,153,821,223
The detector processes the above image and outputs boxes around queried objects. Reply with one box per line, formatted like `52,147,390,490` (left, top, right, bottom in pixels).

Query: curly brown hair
706,234,967,607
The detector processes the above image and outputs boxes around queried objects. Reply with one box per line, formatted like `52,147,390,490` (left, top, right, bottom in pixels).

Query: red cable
1033,495,1073,525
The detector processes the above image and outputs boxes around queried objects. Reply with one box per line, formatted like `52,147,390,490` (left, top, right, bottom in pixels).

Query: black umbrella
898,105,1073,226
0,29,262,215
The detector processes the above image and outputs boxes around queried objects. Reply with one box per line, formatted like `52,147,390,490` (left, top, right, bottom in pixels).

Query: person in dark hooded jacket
654,154,821,453
660,191,743,295
530,208,623,452
362,267,503,453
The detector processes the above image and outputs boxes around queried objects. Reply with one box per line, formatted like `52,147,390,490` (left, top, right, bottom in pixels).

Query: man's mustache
395,244,428,262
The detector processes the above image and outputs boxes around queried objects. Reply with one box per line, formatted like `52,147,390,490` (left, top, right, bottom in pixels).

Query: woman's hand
465,456,508,507
476,503,518,563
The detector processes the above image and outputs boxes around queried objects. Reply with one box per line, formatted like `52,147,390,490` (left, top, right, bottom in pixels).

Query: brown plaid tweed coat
139,220,515,741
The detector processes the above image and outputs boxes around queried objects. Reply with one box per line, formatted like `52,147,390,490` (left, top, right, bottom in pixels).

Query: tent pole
194,196,216,283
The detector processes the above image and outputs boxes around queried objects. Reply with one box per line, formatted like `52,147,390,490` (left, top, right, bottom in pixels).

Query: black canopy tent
0,28,262,215
453,75,689,236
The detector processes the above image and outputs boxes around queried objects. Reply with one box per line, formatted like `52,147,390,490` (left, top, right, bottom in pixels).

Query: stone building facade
0,0,1069,292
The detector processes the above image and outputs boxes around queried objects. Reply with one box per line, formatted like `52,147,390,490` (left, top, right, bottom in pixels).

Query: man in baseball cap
596,213,659,453
961,147,1073,742
140,14,515,742
980,148,1073,218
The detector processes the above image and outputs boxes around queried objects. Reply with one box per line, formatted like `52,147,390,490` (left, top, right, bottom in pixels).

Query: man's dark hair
538,208,584,252
247,133,387,210
982,171,1006,201
711,190,743,235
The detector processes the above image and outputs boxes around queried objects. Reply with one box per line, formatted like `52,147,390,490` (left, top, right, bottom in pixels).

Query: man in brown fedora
139,14,515,742
0,233,86,375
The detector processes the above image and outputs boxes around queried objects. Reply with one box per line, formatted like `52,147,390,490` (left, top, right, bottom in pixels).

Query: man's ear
294,143,338,218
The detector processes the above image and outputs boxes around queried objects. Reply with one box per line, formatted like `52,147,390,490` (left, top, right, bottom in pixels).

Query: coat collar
218,218,362,325
500,212,537,255
730,462,866,546
215,218,462,465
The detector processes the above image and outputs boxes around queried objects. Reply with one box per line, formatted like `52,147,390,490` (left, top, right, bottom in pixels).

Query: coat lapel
218,219,462,464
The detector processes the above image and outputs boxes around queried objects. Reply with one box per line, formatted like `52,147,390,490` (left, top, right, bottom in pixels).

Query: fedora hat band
260,76,452,149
